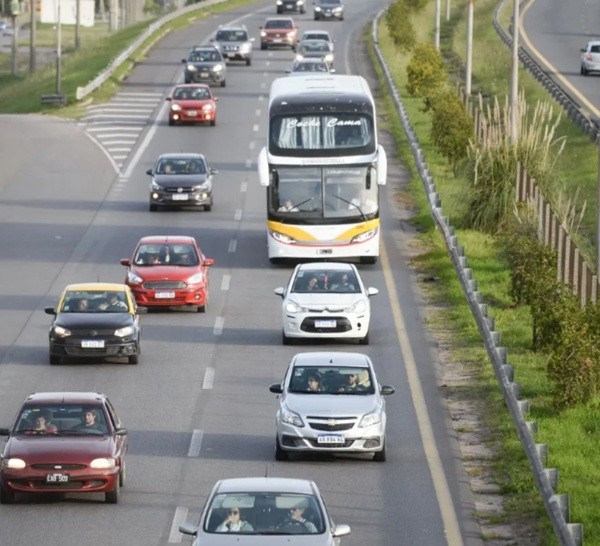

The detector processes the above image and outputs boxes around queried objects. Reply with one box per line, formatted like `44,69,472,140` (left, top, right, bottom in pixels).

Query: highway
0,0,483,544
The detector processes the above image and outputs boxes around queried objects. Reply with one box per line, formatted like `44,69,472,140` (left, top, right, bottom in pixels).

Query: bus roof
269,74,374,106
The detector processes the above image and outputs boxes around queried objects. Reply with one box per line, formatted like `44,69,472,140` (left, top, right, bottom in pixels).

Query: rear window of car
591,45,600,53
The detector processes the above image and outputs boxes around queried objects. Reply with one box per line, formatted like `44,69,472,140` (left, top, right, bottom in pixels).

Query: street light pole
29,0,36,73
434,0,441,49
510,0,520,144
466,0,473,97
55,0,62,94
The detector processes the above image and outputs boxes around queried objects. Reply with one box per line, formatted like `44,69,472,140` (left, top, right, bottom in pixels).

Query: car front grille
143,281,187,290
31,463,87,470
300,317,352,333
309,421,355,432
164,186,197,193
65,346,122,356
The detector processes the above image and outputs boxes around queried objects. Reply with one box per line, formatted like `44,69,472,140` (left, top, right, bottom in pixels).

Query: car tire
282,331,294,345
261,43,267,50
246,57,251,66
314,14,319,20
184,77,191,84
49,354,61,365
358,332,370,345
0,483,15,504
275,437,288,461
128,354,138,365
149,203,158,212
119,459,126,487
210,119,216,126
168,118,174,126
373,443,386,462
204,204,212,211
105,484,119,504
582,66,588,76
221,80,226,87
197,303,206,313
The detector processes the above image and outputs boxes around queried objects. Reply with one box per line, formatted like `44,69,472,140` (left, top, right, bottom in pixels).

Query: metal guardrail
371,8,583,546
75,0,229,100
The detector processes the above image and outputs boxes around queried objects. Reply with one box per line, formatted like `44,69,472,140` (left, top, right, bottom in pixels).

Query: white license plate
317,435,345,444
325,13,332,16
315,320,336,328
200,72,209,77
273,39,282,43
317,248,332,255
46,473,69,483
155,292,175,299
81,340,105,348
172,194,189,201
187,110,198,116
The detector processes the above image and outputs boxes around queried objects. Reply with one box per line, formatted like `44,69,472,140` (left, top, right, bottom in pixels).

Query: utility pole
29,0,36,73
446,0,451,22
75,0,80,49
55,0,62,94
466,0,473,97
510,0,520,144
434,0,441,50
10,0,19,75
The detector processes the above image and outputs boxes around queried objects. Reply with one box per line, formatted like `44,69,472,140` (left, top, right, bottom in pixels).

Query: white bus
258,74,387,264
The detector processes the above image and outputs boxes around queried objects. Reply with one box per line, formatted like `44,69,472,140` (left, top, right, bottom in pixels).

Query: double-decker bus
258,74,387,264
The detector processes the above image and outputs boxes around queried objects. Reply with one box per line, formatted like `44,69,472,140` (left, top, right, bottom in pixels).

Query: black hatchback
182,45,227,87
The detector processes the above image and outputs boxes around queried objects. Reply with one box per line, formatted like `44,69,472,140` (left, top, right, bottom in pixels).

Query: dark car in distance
313,0,344,20
276,0,305,14
182,45,227,87
0,392,128,504
45,282,143,365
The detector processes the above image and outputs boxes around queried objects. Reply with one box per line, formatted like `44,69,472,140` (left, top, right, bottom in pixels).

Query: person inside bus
278,199,299,212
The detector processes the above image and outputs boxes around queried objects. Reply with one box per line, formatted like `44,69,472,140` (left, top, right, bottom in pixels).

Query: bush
406,43,446,102
385,0,416,53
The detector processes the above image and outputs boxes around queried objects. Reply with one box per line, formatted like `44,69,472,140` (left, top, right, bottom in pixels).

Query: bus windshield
269,165,378,220
269,114,375,157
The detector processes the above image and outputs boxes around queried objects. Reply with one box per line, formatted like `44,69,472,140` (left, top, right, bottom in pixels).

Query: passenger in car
276,506,317,533
215,507,254,533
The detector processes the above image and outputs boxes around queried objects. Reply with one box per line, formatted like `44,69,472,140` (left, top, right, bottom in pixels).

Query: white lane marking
221,274,231,291
255,109,261,117
381,243,463,545
249,141,255,150
202,368,215,390
213,317,224,335
168,506,188,543
228,239,237,253
241,181,248,192
188,429,204,456
234,209,242,221
259,94,264,102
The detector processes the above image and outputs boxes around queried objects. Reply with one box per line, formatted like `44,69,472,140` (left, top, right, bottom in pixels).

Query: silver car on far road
269,351,394,461
580,40,600,75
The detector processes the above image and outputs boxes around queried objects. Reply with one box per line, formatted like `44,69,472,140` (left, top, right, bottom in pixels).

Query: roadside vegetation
377,0,600,543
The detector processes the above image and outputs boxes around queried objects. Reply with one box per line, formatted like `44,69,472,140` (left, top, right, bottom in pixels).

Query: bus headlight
270,231,296,244
351,229,378,244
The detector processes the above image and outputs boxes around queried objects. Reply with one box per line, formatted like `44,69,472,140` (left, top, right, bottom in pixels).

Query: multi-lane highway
0,1,484,544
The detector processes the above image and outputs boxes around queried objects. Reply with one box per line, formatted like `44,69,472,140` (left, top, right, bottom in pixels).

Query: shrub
406,43,446,101
385,0,416,53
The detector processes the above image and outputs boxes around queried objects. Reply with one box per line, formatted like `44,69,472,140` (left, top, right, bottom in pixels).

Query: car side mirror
367,287,379,297
181,58,187,63
204,258,215,267
213,97,219,102
165,97,172,102
580,48,585,52
269,383,283,394
120,258,131,266
209,168,218,175
44,307,56,315
380,385,395,396
145,168,153,176
136,306,148,314
330,68,336,73
115,427,128,436
274,287,285,297
332,524,351,538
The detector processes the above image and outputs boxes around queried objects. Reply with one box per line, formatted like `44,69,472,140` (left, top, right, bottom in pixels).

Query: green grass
374,0,600,543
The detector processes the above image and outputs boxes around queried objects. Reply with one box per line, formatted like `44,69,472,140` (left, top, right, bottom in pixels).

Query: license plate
187,110,198,116
315,320,336,328
317,435,344,444
200,72,209,77
325,13,332,16
46,473,69,483
273,39,282,43
155,292,175,299
81,340,104,348
172,194,189,201
317,248,332,255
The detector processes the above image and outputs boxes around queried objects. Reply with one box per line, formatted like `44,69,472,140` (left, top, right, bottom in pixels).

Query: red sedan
166,83,218,126
0,392,127,504
120,235,214,312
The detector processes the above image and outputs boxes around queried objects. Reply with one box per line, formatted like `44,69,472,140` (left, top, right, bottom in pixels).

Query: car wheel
246,57,251,66
582,67,588,76
49,354,61,365
360,256,377,265
282,331,293,345
105,484,120,504
128,354,138,365
275,437,288,461
119,459,126,487
184,77,191,84
204,204,212,211
210,119,216,127
358,332,370,345
261,43,267,50
314,14,318,20
221,80,226,87
168,118,174,126
197,303,206,313
373,443,386,462
0,483,15,504
149,203,158,212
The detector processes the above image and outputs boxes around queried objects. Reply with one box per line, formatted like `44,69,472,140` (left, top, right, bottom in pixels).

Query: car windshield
302,42,329,52
216,30,247,41
291,269,360,293
133,243,199,266
265,20,293,29
203,492,325,534
289,366,374,395
15,405,110,435
60,290,128,313
173,87,211,100
156,158,206,175
189,50,220,62
292,62,328,72
303,33,329,42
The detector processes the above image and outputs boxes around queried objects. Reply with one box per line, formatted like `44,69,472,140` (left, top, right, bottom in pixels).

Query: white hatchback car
179,476,351,545
269,352,394,461
274,262,378,345
580,40,600,75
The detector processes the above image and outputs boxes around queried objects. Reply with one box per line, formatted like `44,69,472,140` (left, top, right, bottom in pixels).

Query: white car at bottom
274,262,378,345
269,351,395,461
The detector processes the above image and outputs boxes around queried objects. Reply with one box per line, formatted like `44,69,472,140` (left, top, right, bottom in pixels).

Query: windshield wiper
327,193,367,221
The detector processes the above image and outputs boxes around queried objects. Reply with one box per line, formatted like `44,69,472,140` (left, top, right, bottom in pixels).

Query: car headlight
151,180,163,191
52,325,71,338
347,299,367,314
1,458,26,469
171,103,182,111
315,6,322,11
201,104,214,112
115,325,135,338
270,231,296,244
359,412,381,428
281,407,304,427
127,271,144,285
351,229,378,244
212,64,224,72
333,6,342,12
287,31,296,39
284,300,304,313
295,54,303,61
239,43,251,53
297,0,304,4
90,458,116,469
187,272,204,284
276,0,282,3
186,64,197,71
260,31,267,38
325,54,334,63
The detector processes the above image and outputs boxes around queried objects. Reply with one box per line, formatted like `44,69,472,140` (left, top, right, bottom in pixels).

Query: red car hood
130,265,200,282
4,435,113,462
172,99,213,108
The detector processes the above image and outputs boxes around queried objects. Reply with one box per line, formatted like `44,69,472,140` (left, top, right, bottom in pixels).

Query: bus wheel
360,256,377,265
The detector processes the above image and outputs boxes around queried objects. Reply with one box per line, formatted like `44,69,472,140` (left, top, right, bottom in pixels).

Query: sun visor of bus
257,147,270,187
376,145,387,186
